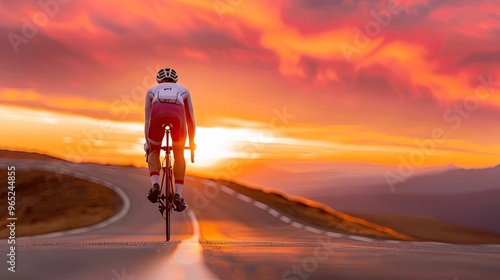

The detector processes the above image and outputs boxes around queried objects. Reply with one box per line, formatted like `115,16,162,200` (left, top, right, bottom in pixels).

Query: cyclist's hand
144,142,149,152
189,142,196,151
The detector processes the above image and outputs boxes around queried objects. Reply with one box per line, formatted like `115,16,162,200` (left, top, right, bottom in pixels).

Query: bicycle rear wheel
165,167,172,241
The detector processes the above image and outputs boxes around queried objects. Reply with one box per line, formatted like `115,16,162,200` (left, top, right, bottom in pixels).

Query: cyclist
144,68,196,212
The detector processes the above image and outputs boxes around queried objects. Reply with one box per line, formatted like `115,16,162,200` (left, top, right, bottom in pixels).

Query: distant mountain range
309,165,500,234
392,164,500,194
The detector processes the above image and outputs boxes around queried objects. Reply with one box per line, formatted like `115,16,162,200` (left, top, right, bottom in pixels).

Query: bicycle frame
145,123,193,241
159,126,175,241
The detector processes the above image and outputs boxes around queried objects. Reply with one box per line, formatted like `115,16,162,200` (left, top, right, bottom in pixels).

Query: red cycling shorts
147,102,187,147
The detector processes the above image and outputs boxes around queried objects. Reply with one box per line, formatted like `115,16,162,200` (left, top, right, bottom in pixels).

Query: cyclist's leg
168,105,188,196
147,104,167,187
166,105,187,211
172,141,186,194
145,130,162,202
172,141,187,211
147,140,162,185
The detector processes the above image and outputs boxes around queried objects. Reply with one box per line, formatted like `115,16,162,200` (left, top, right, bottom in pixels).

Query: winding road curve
1,160,499,280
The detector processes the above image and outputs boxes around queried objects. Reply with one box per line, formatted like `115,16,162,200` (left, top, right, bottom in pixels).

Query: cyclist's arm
144,91,153,141
183,91,196,146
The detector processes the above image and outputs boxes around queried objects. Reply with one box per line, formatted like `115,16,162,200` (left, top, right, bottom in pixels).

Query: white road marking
236,193,252,203
280,216,292,223
253,201,269,210
70,172,88,180
144,210,219,280
220,185,236,195
348,236,375,243
291,222,304,229
304,226,323,234
268,208,281,217
209,181,381,243
87,177,105,185
325,232,345,238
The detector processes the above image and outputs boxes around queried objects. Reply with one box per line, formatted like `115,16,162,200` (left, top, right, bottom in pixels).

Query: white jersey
144,82,196,143
148,83,190,106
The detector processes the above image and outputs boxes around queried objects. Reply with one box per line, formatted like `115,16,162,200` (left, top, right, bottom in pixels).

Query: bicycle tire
165,166,172,241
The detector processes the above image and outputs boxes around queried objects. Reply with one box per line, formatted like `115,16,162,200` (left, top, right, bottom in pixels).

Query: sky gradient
1,0,499,171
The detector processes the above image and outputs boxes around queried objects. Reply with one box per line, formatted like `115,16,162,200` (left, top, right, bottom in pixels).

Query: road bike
146,124,194,241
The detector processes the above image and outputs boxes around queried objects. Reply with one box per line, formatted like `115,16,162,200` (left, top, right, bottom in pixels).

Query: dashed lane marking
206,180,500,248
236,193,253,203
304,226,324,234
348,236,375,243
268,208,281,218
220,185,236,195
253,201,269,210
280,216,292,223
291,222,304,229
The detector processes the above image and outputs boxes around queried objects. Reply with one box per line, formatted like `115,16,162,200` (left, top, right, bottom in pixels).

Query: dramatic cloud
0,0,499,166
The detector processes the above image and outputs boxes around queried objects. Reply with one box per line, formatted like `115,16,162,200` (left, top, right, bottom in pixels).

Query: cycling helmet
156,68,178,83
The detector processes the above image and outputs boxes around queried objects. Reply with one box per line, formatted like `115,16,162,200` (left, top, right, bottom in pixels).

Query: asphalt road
1,161,499,280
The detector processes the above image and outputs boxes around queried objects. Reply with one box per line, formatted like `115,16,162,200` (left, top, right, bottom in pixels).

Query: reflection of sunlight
144,211,218,280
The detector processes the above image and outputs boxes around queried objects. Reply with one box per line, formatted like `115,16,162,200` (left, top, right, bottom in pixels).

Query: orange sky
1,0,499,172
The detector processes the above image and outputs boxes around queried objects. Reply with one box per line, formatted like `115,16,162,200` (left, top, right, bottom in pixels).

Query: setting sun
188,127,255,167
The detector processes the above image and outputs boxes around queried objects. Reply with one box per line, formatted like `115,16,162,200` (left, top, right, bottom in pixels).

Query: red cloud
0,0,499,131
